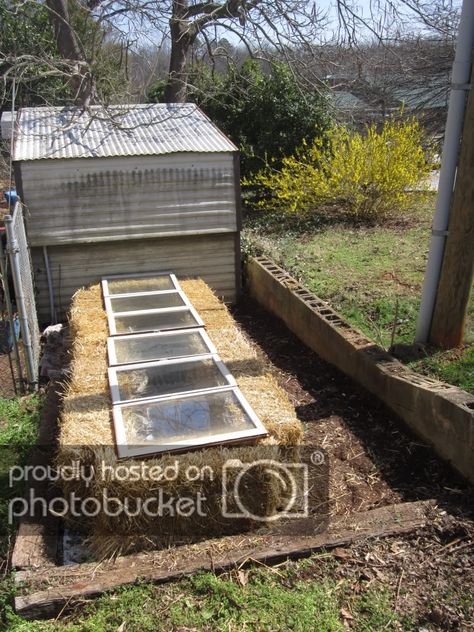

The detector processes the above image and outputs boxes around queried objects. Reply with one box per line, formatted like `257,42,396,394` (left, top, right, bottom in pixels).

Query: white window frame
111,386,268,459
101,272,268,458
108,353,236,405
104,289,192,317
101,272,180,297
107,328,217,366
106,304,205,336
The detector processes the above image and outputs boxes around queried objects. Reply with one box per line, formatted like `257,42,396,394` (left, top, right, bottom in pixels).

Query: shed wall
32,234,238,323
19,152,237,247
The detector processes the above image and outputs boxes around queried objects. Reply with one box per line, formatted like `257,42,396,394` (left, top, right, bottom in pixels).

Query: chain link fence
0,201,40,394
0,294,22,397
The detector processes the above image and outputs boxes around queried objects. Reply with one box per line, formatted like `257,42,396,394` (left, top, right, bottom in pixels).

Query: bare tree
45,0,97,105
1,0,461,110
161,0,325,102
79,0,329,103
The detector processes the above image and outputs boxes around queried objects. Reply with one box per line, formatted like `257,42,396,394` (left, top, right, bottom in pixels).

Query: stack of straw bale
57,279,303,557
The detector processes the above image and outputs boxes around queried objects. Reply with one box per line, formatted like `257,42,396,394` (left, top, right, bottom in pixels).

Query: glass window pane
114,357,229,402
113,309,200,334
111,331,212,365
107,275,176,295
118,390,256,445
109,292,185,313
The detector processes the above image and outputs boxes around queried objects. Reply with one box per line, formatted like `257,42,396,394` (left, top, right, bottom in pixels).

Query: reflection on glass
113,309,199,334
121,390,254,444
109,292,185,313
112,331,211,364
115,358,228,401
107,275,175,295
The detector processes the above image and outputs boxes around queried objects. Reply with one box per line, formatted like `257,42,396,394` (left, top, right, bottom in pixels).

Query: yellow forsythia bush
249,117,434,220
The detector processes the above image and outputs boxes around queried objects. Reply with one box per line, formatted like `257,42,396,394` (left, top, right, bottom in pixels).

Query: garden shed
12,103,241,323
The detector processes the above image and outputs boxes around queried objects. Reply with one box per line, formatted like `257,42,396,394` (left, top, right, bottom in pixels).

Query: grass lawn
0,395,42,629
4,565,418,632
242,194,474,394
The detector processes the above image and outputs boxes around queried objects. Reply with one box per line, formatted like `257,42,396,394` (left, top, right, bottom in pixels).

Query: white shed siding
20,152,237,247
32,233,238,322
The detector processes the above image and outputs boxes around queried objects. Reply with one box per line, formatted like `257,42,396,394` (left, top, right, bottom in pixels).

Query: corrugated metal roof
393,86,449,110
331,90,368,111
13,103,237,161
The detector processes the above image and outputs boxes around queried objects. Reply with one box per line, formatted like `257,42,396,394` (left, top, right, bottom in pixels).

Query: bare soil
231,295,473,630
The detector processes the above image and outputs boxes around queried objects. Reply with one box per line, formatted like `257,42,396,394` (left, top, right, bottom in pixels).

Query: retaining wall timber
247,256,474,483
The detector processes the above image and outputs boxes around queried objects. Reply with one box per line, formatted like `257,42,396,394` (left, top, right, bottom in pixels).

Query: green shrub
249,117,434,220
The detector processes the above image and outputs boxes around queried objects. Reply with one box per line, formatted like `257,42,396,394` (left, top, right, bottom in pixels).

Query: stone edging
247,256,474,483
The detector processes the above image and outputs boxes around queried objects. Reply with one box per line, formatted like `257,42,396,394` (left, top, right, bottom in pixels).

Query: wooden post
430,65,474,348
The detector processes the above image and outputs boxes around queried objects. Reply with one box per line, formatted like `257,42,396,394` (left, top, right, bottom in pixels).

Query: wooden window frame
106,304,205,336
101,272,180,297
104,289,190,315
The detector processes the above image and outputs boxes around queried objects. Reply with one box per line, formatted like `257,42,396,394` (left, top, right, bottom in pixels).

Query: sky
135,0,462,52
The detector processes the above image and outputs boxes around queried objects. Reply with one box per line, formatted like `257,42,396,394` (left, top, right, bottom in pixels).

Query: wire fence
0,307,22,397
0,201,40,394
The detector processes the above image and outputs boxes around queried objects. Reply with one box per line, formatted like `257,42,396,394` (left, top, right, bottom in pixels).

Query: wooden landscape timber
14,500,434,620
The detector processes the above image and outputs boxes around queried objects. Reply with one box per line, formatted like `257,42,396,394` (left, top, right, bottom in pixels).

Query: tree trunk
164,0,192,103
45,0,96,106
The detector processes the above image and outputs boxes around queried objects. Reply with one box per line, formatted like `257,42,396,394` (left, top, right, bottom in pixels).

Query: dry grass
57,278,303,557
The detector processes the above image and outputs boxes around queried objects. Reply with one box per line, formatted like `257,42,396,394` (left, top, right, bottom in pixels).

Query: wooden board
11,380,63,571
15,499,433,620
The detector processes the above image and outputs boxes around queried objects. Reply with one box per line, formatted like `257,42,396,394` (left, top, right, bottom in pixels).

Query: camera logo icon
221,459,309,522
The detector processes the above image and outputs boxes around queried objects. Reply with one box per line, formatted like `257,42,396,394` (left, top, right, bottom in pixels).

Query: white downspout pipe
415,0,474,343
43,245,57,324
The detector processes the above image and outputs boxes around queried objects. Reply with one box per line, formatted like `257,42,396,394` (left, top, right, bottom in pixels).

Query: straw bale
57,278,303,556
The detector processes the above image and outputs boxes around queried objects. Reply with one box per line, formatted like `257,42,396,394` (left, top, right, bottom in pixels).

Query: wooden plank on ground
15,500,433,620
11,521,60,571
11,380,62,571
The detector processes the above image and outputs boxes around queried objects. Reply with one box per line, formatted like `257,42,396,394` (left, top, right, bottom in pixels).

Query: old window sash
108,353,236,405
106,304,205,335
104,289,188,314
101,272,180,297
107,329,217,366
111,386,268,459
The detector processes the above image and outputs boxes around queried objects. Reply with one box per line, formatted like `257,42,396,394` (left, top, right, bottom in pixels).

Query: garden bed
56,279,304,558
